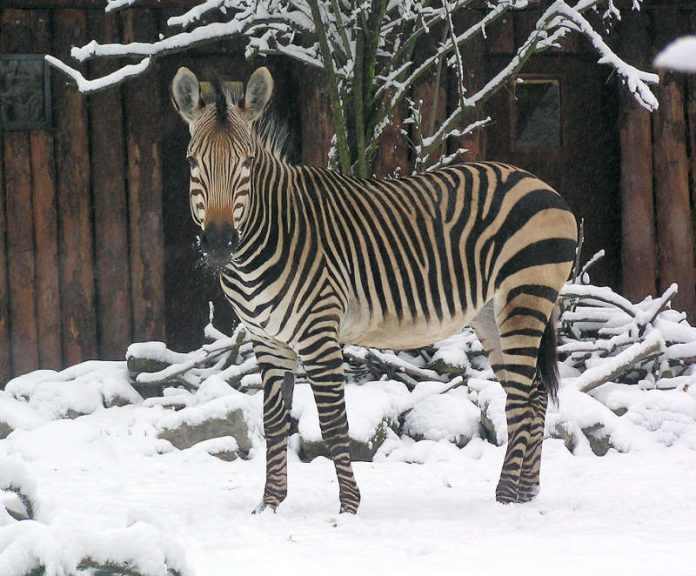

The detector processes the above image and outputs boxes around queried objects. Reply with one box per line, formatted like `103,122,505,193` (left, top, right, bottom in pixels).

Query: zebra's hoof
516,484,540,503
251,501,278,515
339,503,359,515
495,486,518,504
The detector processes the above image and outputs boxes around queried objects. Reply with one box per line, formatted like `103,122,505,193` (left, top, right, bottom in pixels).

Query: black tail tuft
537,313,560,404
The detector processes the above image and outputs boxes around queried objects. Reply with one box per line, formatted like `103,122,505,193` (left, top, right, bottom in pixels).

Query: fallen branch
572,332,663,394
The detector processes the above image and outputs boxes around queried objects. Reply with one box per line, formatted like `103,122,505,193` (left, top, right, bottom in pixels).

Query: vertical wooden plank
122,9,166,343
29,9,62,370
374,103,410,178
0,9,13,383
450,9,488,163
31,131,62,370
53,9,97,364
618,10,657,303
88,9,132,359
687,11,696,211
3,134,39,376
652,10,695,320
0,140,9,384
411,26,448,170
298,67,334,168
1,9,40,376
486,10,514,55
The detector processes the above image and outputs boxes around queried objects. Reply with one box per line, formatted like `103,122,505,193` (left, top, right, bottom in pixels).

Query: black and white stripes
172,66,578,513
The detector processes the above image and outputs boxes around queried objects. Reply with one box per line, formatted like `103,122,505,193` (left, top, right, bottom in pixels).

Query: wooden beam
0,15,12,383
298,67,334,168
122,8,166,343
0,146,9,385
53,8,98,365
652,9,695,320
1,9,44,376
3,133,39,376
687,11,696,212
410,25,448,170
450,9,488,163
88,9,132,360
28,10,62,371
374,103,409,178
618,10,657,303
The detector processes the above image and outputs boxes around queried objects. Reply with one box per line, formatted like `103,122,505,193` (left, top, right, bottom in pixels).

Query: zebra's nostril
200,222,238,263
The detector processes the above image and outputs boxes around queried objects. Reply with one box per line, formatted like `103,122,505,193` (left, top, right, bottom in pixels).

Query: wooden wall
1,0,695,384
619,4,696,319
0,5,165,383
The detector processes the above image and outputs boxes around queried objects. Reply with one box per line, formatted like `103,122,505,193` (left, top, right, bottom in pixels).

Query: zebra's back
307,162,577,349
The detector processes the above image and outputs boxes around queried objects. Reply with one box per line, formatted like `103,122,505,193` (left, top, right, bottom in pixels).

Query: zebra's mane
210,80,290,161
252,113,290,161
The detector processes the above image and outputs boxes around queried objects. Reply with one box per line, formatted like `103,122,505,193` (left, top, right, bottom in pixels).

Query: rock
186,437,241,462
479,407,502,446
159,408,253,459
582,423,613,456
0,420,12,440
298,419,394,462
402,388,481,448
551,421,577,453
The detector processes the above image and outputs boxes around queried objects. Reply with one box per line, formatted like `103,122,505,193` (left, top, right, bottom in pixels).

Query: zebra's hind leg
251,335,298,514
472,300,530,503
300,334,361,514
516,377,548,502
485,289,556,503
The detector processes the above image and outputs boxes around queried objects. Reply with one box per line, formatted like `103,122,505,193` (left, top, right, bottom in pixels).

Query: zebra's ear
241,67,273,122
172,67,203,124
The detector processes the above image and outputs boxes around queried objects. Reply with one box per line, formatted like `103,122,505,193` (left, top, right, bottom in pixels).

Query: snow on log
571,332,663,394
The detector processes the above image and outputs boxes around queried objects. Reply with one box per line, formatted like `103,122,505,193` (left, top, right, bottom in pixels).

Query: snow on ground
2,366,696,576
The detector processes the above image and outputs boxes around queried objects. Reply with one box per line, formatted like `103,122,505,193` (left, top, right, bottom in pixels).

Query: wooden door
485,53,621,289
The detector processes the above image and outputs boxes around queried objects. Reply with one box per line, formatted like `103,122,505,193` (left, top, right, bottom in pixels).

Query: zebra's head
171,66,274,266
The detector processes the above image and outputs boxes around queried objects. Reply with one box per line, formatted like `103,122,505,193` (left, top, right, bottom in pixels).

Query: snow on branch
46,0,659,176
45,55,151,95
550,2,659,110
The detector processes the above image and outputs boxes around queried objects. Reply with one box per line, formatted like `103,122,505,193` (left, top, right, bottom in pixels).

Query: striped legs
472,295,552,503
300,334,361,514
517,377,548,502
251,336,297,514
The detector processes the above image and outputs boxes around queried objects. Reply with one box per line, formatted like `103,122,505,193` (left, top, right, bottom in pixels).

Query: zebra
171,66,578,514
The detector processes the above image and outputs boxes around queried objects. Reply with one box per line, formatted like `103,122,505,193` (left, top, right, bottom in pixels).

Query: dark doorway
159,55,301,352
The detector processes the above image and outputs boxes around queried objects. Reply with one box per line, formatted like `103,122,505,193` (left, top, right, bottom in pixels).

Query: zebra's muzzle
200,221,239,267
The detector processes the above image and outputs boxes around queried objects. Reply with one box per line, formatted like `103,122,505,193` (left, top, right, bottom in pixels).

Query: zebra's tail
537,308,560,405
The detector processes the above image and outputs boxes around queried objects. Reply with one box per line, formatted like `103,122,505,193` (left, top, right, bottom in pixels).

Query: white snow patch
654,36,696,72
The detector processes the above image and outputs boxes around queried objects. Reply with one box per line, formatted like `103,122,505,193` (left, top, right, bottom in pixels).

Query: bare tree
47,0,658,176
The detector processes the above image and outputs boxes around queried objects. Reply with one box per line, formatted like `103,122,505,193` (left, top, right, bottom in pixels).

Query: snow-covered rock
403,386,482,448
293,381,409,462
4,362,141,420
158,383,262,459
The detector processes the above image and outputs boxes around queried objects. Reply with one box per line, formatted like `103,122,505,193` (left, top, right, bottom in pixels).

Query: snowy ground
2,390,696,576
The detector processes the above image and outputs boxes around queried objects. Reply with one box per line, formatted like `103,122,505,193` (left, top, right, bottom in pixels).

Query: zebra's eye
187,156,198,169
242,156,254,170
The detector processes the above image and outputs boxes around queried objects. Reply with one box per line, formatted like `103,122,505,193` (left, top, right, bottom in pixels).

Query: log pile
127,261,695,399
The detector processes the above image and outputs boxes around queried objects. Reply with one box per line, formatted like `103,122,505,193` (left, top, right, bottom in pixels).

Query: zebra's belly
338,307,477,350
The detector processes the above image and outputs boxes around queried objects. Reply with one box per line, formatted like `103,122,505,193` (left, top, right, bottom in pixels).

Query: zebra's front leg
250,336,297,514
301,336,360,514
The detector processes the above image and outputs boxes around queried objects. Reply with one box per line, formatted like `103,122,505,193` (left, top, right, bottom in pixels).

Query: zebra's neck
232,145,300,268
